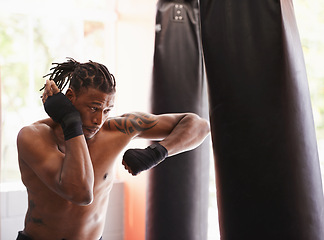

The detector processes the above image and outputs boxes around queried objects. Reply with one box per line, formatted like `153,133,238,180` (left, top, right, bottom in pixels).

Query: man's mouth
84,127,99,135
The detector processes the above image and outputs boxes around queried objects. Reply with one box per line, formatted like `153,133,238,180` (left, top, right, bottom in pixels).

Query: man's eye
104,109,111,115
90,107,97,112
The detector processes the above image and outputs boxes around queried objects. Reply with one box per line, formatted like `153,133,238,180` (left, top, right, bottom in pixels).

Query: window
295,0,324,189
0,0,116,183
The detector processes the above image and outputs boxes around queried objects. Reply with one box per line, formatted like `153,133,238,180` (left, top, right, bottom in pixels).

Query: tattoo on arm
108,113,158,135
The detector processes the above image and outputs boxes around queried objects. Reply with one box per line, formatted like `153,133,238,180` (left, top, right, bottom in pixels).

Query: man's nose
93,112,103,125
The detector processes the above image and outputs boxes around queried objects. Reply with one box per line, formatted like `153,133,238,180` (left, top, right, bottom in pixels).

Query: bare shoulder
17,119,53,144
17,119,58,162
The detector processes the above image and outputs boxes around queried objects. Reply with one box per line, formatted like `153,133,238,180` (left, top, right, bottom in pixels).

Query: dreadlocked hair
41,58,116,95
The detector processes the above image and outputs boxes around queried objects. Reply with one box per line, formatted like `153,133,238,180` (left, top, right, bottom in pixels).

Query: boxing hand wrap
123,143,168,175
44,92,83,141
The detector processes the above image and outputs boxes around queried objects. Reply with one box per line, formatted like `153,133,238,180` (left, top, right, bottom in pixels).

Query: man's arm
108,112,210,175
17,126,94,205
17,80,94,205
136,112,210,156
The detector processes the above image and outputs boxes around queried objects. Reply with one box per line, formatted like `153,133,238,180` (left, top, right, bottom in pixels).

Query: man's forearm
58,136,94,205
159,113,210,156
122,112,210,176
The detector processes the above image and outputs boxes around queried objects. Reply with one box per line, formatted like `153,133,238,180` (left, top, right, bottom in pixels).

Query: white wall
0,181,124,240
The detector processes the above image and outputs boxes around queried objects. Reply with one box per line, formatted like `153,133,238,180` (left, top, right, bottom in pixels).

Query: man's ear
65,88,76,103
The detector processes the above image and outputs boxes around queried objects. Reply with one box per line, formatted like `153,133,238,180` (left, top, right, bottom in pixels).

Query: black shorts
16,231,103,240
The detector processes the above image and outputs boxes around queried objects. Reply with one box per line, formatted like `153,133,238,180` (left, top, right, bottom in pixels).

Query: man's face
69,87,115,140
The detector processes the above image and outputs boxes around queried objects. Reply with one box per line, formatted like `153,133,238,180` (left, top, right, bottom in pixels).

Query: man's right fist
44,92,77,123
44,91,83,141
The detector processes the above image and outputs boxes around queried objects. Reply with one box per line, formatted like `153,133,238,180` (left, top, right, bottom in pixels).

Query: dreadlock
41,58,116,95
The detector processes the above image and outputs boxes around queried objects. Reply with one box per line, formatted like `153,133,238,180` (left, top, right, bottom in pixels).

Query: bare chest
87,147,117,192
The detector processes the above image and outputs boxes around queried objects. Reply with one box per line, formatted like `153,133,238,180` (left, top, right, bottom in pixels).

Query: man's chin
84,134,93,140
83,127,99,140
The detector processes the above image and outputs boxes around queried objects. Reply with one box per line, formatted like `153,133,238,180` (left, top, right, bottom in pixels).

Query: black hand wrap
44,92,83,141
123,143,168,175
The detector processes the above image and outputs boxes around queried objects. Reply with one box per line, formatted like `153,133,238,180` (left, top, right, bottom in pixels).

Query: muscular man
16,58,210,240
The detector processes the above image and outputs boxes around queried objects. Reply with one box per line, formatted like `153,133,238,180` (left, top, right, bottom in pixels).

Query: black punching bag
147,0,210,239
200,0,324,239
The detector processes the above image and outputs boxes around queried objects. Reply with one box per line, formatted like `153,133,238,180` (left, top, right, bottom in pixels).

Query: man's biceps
154,115,179,131
158,113,185,125
136,125,171,139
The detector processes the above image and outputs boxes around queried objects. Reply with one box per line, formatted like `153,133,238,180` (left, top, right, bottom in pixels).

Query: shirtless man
16,58,210,240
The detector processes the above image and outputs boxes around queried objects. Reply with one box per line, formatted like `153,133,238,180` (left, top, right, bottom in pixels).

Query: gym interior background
0,0,323,239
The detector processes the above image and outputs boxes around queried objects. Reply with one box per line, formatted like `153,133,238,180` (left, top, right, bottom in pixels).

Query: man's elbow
58,182,94,206
188,113,210,136
201,118,210,137
69,190,93,206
